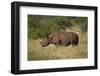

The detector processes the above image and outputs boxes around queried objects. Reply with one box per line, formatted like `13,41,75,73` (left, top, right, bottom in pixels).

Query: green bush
28,15,87,39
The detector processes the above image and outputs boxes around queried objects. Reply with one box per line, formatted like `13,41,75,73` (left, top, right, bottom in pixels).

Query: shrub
28,15,87,39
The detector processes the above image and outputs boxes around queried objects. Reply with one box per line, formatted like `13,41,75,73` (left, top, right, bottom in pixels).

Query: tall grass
28,27,88,61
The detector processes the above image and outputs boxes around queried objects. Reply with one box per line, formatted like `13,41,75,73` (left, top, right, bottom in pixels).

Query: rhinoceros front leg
55,43,60,47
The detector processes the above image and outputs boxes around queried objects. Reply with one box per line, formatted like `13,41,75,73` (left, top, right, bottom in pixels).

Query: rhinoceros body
40,32,79,47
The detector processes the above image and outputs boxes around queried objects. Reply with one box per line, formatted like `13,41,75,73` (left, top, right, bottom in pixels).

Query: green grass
28,27,88,61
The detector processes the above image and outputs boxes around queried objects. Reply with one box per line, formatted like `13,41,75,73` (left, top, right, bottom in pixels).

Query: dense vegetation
28,15,87,39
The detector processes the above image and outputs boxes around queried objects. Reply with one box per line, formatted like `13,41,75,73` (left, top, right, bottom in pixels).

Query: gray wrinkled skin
40,32,79,47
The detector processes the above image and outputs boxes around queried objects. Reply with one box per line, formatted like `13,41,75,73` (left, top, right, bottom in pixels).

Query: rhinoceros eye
40,41,42,43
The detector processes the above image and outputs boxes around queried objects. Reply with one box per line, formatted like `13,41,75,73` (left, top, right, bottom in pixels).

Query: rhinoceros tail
75,34,79,46
71,33,79,46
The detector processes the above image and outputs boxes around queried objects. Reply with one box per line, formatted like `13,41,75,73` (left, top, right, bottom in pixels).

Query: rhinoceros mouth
41,43,49,47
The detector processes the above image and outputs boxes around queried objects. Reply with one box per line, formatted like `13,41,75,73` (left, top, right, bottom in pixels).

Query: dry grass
28,27,88,61
28,34,88,61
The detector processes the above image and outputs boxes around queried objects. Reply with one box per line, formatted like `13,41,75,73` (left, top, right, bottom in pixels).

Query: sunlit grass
28,27,88,61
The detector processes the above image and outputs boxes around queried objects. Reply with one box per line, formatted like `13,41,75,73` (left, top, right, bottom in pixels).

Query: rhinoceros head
40,38,50,47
